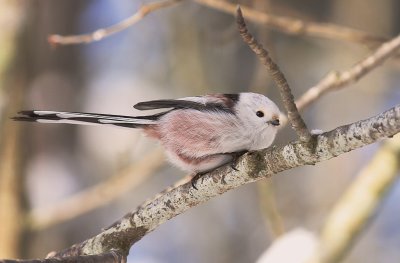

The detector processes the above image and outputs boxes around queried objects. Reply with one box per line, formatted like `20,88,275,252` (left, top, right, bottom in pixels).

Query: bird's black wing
134,99,206,111
134,94,239,114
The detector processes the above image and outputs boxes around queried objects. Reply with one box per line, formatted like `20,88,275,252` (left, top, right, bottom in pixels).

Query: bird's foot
191,151,247,190
229,150,247,171
191,171,207,190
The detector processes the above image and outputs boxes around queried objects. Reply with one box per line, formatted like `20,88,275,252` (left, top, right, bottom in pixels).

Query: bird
14,92,281,187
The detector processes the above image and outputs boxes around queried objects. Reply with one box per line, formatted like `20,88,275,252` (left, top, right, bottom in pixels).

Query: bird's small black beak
268,119,280,126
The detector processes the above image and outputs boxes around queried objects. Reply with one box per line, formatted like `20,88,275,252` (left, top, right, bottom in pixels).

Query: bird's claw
230,150,247,171
230,163,239,171
191,172,206,190
191,151,247,190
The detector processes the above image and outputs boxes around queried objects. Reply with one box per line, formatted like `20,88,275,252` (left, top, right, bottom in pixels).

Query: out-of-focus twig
28,148,165,231
236,6,311,142
308,134,400,263
0,88,24,258
0,1,27,258
296,33,400,110
256,181,285,238
194,0,388,48
48,0,181,46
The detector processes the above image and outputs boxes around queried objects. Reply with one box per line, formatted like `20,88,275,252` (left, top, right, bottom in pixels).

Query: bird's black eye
256,111,264,118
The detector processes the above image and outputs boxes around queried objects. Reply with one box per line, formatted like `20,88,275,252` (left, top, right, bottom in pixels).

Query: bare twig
48,0,181,46
236,6,311,142
48,104,400,258
296,33,400,110
28,148,165,231
308,135,400,263
194,0,388,48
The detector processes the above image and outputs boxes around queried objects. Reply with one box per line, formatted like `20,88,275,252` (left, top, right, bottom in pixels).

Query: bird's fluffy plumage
14,92,281,173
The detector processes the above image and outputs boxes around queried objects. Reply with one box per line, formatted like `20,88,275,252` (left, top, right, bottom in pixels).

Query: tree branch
236,6,311,142
47,0,391,50
297,33,400,110
48,0,181,46
48,104,400,257
194,0,388,48
0,251,126,263
308,134,400,263
27,149,165,231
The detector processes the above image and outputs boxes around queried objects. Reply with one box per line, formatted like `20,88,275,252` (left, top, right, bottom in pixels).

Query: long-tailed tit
14,92,281,176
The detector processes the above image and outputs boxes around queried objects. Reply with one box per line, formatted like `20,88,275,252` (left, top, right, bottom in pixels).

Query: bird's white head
234,92,282,150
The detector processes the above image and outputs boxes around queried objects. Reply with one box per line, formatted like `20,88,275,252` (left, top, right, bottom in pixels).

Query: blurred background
0,0,399,262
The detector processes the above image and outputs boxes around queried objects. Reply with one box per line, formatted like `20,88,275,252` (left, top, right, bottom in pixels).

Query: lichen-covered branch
297,33,400,110
0,251,126,263
48,0,181,46
236,6,311,142
48,104,400,258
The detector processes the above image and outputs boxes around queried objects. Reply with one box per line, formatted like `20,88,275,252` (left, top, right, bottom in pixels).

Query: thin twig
194,0,388,48
48,0,181,46
236,6,311,142
296,33,400,110
27,149,165,230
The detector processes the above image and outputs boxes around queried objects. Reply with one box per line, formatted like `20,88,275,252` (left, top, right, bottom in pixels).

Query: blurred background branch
194,0,389,48
256,181,285,238
312,134,400,263
0,0,28,258
297,33,400,110
28,148,165,231
48,0,181,46
47,0,393,51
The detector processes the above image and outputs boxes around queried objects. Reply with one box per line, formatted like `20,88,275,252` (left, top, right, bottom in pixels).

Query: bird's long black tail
13,110,157,128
